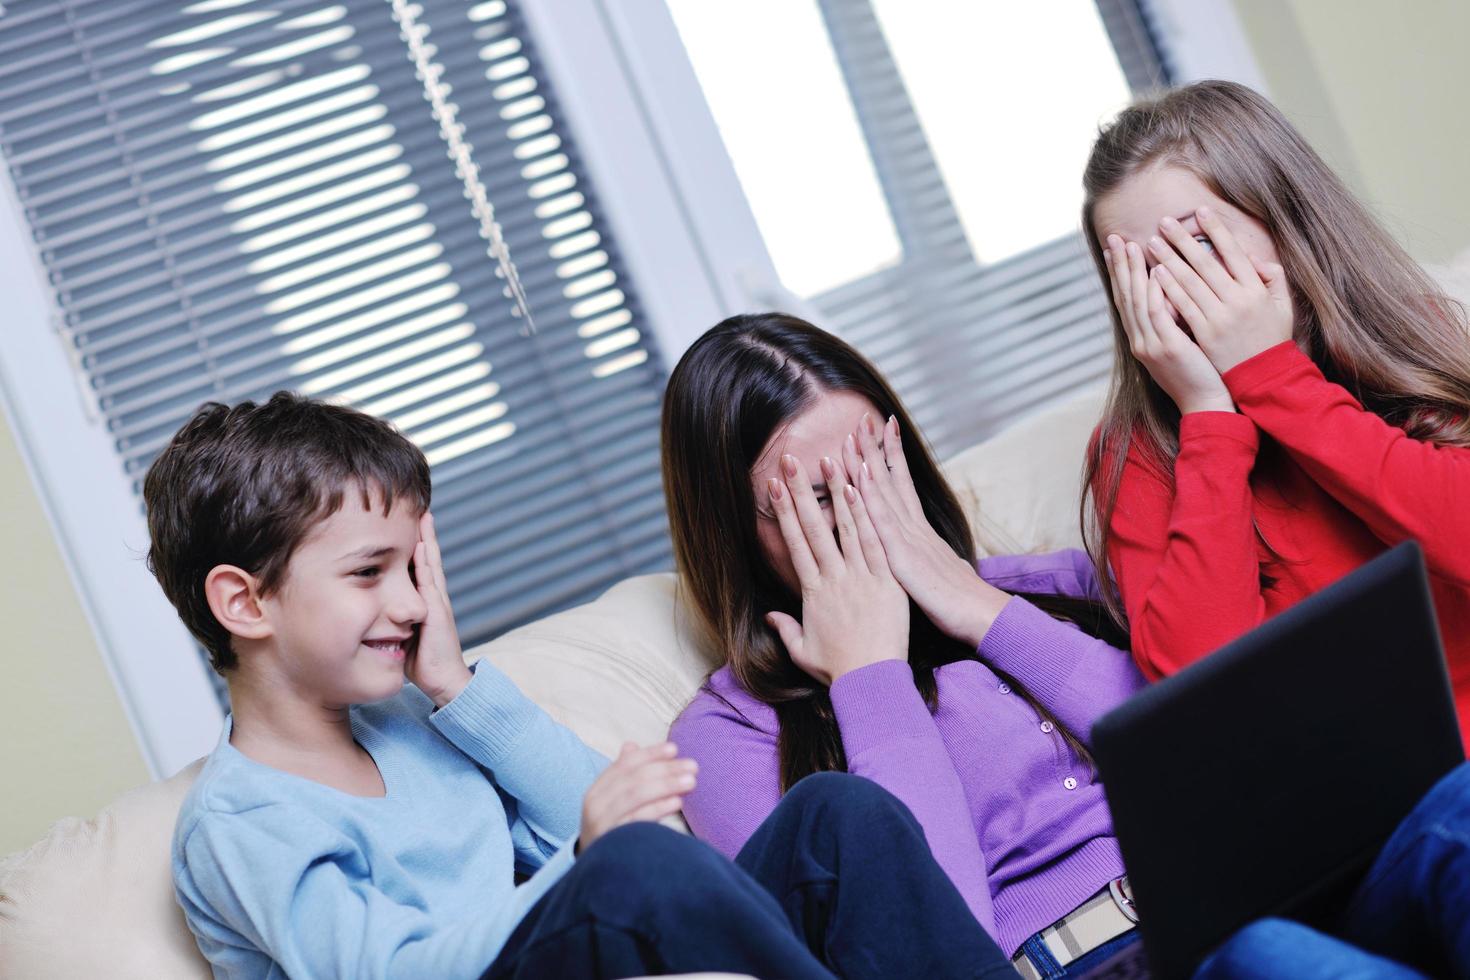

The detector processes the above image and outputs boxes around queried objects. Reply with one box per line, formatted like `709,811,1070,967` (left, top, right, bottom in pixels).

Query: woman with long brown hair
1081,80,1470,747
664,312,1148,977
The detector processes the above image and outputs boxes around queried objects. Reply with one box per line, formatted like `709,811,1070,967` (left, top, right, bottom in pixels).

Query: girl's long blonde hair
1081,80,1470,625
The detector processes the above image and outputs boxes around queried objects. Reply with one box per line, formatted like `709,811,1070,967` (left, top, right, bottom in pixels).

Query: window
0,0,673,771
0,0,1261,774
664,0,1171,457
667,0,900,297
870,0,1133,264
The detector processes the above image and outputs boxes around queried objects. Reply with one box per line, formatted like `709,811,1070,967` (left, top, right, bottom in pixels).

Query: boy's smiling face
254,487,427,708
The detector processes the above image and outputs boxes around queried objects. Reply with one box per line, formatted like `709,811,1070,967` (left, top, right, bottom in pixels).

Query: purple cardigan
669,549,1147,957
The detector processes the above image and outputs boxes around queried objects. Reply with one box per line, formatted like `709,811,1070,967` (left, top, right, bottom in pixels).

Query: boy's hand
407,512,472,708
578,742,697,853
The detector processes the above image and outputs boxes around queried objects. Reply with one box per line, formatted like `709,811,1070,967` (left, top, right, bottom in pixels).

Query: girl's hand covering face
1147,206,1294,373
1105,233,1236,415
763,451,909,686
848,414,1010,650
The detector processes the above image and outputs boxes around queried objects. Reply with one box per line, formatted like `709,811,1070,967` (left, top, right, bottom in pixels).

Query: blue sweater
172,661,608,979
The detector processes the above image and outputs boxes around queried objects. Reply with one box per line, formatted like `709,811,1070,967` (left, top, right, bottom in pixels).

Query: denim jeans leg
482,822,833,980
1193,918,1427,980
1338,761,1470,979
734,771,1015,980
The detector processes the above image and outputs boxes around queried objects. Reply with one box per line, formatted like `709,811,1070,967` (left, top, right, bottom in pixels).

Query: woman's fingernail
767,477,783,501
1197,205,1212,219
1161,215,1179,229
781,454,797,477
844,484,857,504
861,461,872,481
820,457,835,479
863,413,875,436
888,415,898,434
845,433,856,453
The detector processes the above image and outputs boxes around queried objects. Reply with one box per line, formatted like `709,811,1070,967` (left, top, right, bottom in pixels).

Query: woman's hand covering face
846,414,1010,650
762,451,909,686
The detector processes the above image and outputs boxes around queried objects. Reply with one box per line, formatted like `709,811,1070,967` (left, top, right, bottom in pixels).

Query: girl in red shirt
1079,81,1470,750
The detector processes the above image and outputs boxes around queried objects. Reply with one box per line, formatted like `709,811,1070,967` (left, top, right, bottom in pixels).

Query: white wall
0,409,149,855
1232,0,1470,264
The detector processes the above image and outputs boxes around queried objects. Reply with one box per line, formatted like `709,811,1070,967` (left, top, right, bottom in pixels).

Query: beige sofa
0,387,1107,979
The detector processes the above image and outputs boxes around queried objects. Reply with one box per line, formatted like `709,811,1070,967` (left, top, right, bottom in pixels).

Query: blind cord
389,0,537,335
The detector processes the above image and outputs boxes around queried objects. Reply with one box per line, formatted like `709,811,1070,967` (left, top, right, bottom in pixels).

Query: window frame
568,0,1269,310
514,0,817,328
0,166,223,779
1143,0,1270,91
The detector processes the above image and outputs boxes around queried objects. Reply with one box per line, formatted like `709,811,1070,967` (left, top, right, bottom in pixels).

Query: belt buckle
1109,876,1139,923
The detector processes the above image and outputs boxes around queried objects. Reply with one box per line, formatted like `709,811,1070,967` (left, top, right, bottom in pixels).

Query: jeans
1196,761,1470,979
1013,926,1143,979
482,771,1014,979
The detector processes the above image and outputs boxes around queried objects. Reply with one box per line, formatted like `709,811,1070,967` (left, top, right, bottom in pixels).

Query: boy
147,393,833,979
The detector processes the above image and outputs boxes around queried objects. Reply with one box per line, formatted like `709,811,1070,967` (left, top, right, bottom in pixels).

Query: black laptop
1090,541,1463,979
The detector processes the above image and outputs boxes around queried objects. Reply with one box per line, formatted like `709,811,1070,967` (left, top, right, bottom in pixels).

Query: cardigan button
1040,721,1055,734
1063,777,1079,791
997,683,1011,695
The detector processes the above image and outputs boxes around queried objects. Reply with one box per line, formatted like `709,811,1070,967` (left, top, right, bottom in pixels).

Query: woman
664,312,1147,978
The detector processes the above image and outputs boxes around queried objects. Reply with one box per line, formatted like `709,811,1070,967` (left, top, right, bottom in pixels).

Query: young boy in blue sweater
146,393,840,979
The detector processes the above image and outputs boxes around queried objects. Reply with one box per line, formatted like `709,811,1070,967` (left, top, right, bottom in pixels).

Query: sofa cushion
945,385,1106,557
0,759,209,979
469,571,722,758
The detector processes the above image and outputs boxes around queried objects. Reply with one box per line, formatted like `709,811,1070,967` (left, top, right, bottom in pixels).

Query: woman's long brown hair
1080,80,1470,625
662,312,1127,791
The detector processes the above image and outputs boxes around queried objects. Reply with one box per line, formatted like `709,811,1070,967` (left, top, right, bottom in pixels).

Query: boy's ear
204,565,272,642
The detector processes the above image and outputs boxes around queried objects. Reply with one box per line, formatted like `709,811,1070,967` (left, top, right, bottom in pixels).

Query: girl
664,312,1149,978
1080,80,1470,750
1082,80,1470,977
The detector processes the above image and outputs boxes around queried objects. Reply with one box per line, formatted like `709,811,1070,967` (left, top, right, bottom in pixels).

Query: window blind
812,0,1171,460
1095,0,1172,94
0,0,673,659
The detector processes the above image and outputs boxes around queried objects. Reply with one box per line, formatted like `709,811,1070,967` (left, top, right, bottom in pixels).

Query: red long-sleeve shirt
1106,340,1470,751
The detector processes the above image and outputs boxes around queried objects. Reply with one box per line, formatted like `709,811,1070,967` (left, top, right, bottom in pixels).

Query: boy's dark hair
143,392,432,674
